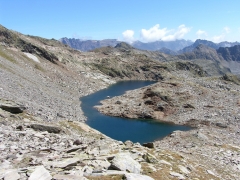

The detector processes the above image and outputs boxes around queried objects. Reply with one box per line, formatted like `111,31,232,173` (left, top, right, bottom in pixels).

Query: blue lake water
80,81,191,144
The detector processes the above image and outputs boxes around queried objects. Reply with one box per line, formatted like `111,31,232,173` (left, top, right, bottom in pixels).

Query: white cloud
140,24,191,42
122,30,135,43
224,26,230,34
212,34,225,43
196,30,207,38
211,27,231,43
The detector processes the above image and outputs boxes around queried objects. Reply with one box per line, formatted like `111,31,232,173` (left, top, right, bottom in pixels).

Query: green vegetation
0,47,17,63
221,73,240,85
34,63,45,72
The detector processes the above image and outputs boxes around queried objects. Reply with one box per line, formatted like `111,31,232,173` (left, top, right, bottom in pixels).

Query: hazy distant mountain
180,39,240,53
132,39,193,51
59,38,193,52
59,38,120,52
157,47,178,55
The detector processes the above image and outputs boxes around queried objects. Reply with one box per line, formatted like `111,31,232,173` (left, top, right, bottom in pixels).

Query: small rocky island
0,25,240,179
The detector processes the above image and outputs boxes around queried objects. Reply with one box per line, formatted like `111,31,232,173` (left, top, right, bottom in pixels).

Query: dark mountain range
59,38,120,52
178,44,222,61
177,44,240,75
178,44,240,62
180,39,240,53
217,45,240,61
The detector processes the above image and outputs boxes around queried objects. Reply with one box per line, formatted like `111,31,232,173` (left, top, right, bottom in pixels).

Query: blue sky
0,0,239,43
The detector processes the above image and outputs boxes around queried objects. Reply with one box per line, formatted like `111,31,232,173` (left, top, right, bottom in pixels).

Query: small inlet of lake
80,81,191,144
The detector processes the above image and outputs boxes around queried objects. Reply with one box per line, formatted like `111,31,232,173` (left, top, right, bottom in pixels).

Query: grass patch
0,47,17,63
34,63,45,72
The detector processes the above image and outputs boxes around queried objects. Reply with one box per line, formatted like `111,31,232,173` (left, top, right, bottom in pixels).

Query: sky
0,0,240,43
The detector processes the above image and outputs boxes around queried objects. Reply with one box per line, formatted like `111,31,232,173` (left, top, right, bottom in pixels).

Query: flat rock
110,152,141,174
124,173,154,180
178,165,190,174
52,157,80,168
29,166,52,180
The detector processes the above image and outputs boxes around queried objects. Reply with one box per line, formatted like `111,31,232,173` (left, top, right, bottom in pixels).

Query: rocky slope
1,24,240,179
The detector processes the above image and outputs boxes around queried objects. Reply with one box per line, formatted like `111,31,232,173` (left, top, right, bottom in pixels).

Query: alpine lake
80,81,191,144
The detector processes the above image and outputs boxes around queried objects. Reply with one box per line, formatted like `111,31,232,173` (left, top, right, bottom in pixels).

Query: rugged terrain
1,24,240,179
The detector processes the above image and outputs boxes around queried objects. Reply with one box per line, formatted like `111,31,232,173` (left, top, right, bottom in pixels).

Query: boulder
124,140,133,148
29,124,61,133
216,123,227,128
110,153,141,174
142,153,158,163
73,139,82,145
29,166,52,180
0,102,26,114
142,142,154,148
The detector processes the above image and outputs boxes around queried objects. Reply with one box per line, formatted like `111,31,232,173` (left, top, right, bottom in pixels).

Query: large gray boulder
110,153,141,174
0,100,26,114
29,166,52,180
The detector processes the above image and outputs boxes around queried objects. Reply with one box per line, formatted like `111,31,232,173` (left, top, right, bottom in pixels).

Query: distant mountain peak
115,42,133,49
